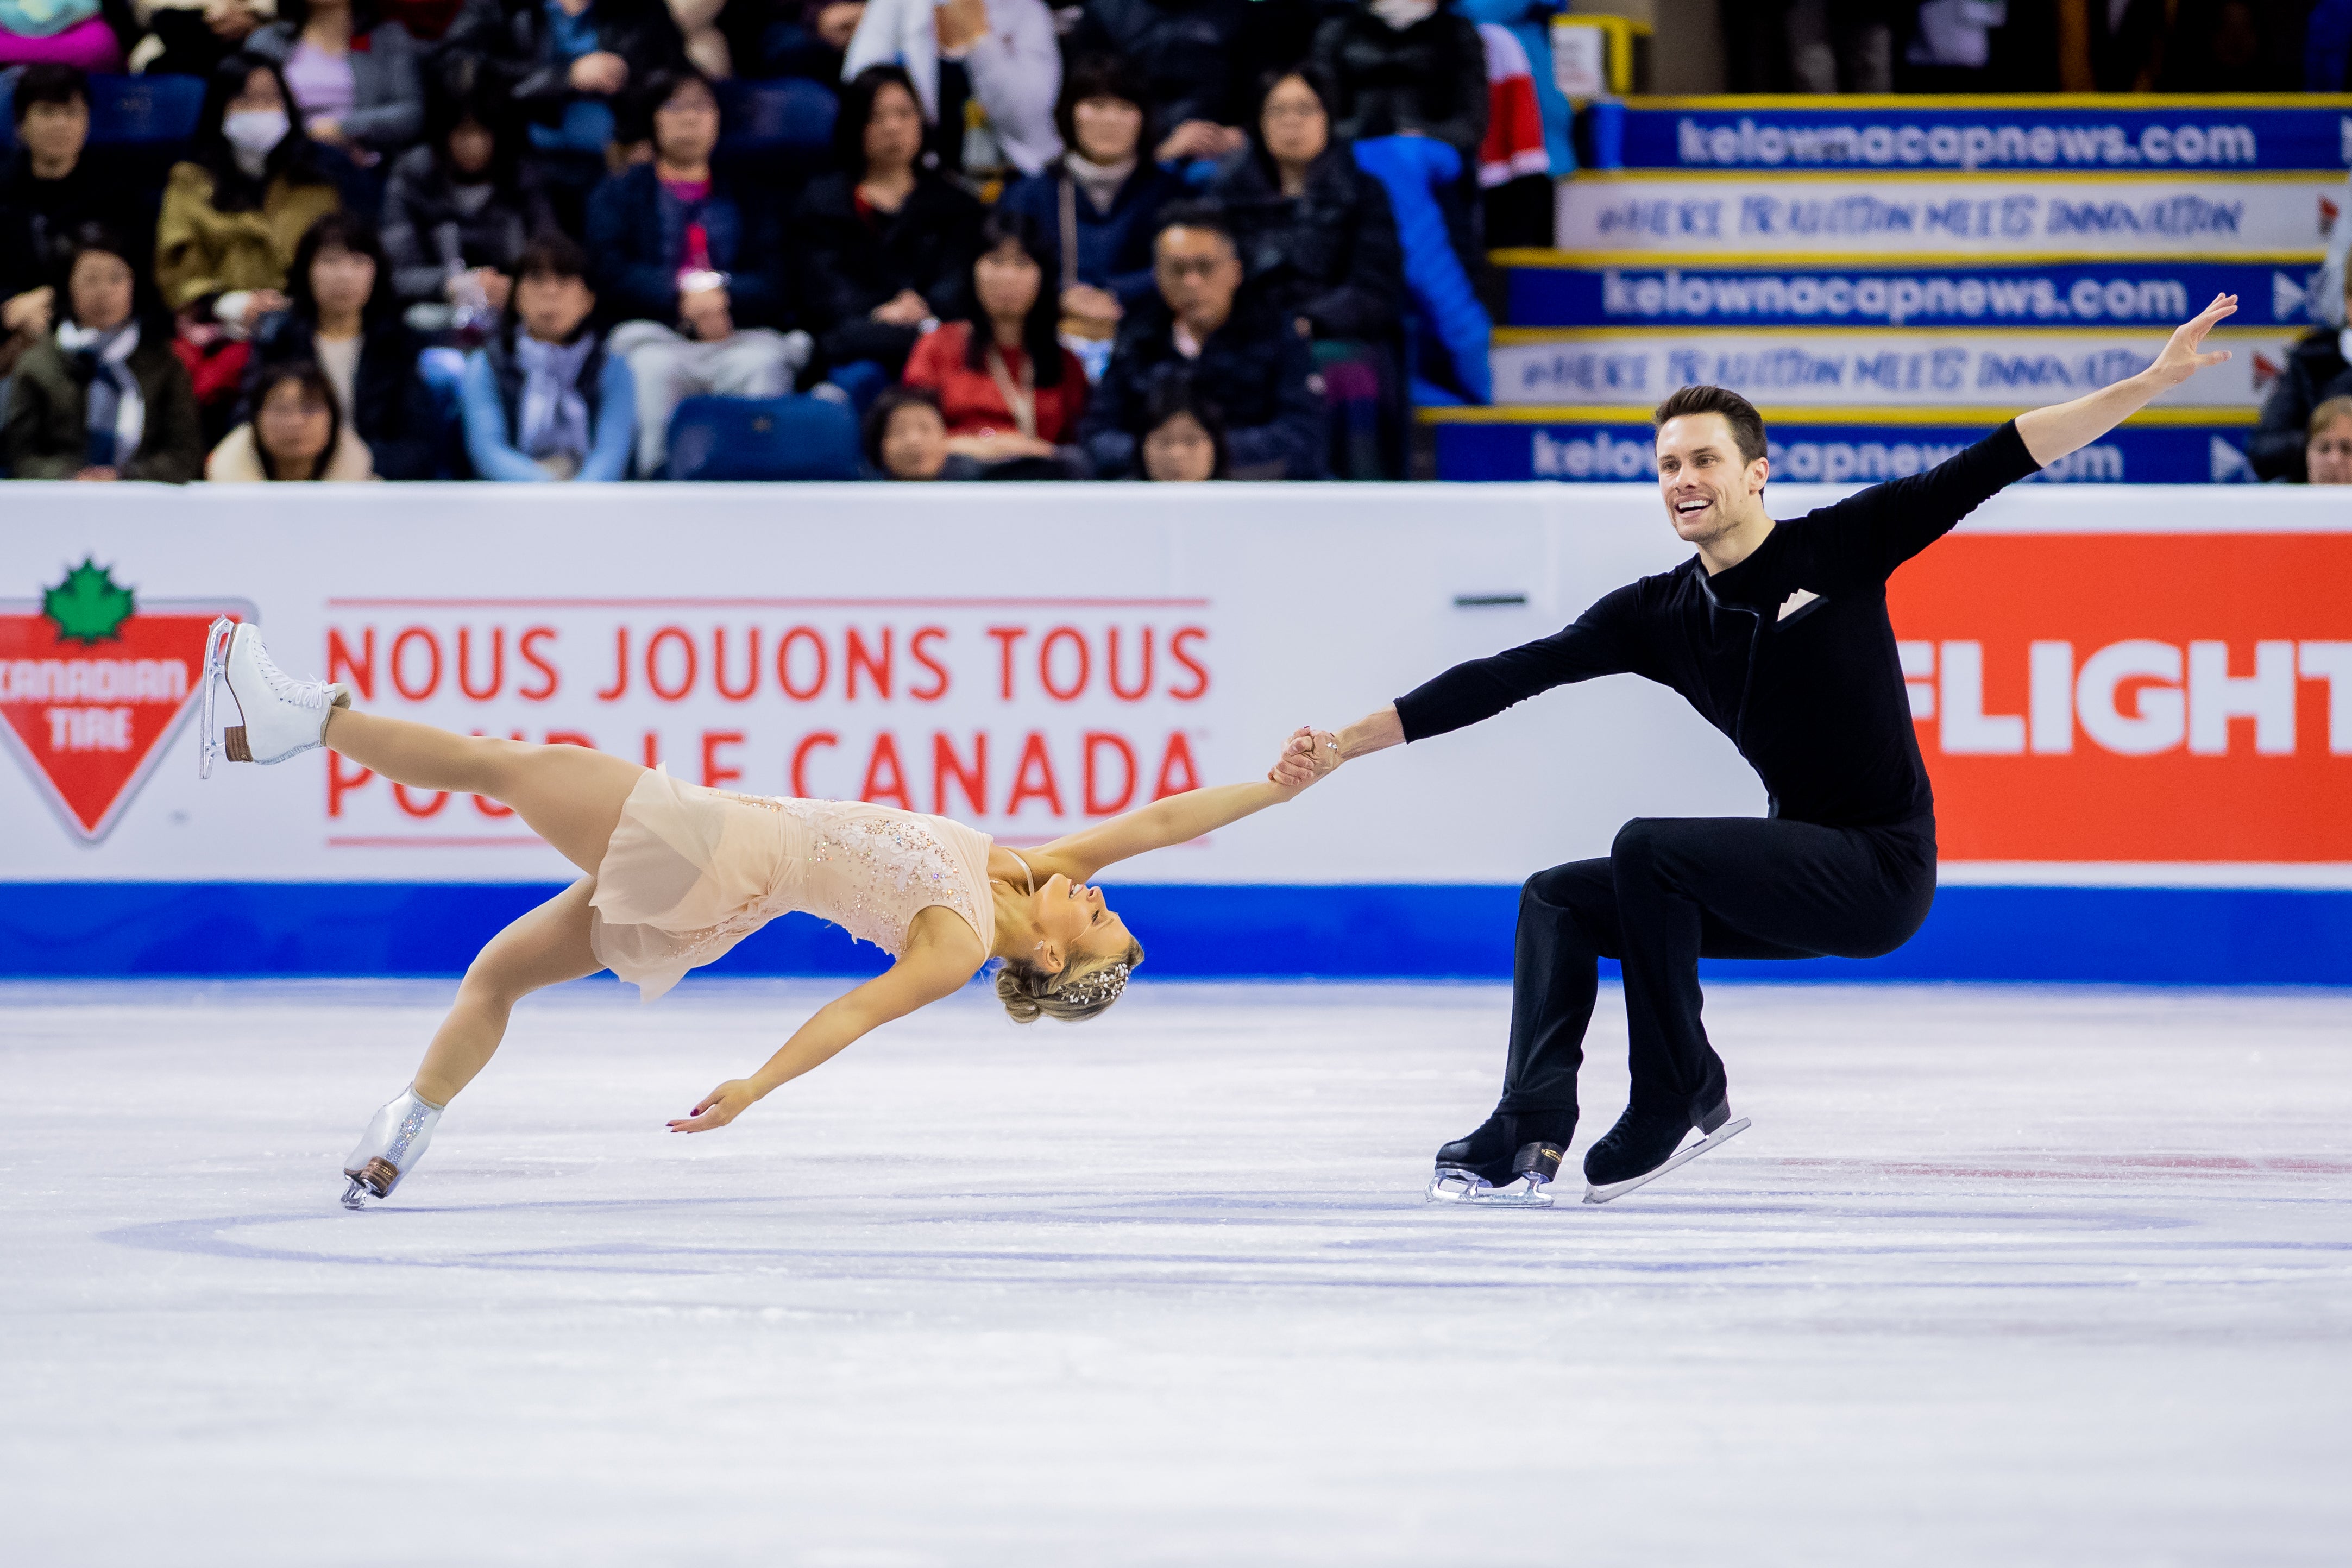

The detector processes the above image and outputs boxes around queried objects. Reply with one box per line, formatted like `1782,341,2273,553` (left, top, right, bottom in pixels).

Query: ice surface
2,979,2348,1566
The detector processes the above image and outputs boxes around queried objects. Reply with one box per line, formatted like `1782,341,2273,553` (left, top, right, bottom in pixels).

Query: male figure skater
1279,294,2241,1206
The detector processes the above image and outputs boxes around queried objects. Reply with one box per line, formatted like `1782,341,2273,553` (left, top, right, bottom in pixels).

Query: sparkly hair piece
1055,961,1130,1007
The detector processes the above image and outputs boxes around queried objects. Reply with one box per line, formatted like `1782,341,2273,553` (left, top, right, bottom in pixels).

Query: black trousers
1496,815,1938,1122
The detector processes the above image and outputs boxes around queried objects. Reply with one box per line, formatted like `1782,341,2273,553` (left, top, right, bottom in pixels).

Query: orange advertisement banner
1888,532,2352,863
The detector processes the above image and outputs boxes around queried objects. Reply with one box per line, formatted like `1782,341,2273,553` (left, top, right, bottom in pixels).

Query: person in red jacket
902,208,1088,471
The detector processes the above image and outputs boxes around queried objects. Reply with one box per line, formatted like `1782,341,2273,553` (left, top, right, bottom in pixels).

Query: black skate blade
1582,1117,1751,1205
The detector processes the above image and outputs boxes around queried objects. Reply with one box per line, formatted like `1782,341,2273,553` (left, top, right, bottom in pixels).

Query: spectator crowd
2,0,2349,484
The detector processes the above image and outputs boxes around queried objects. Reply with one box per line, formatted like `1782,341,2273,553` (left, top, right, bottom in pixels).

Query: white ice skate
197,617,350,778
341,1085,445,1208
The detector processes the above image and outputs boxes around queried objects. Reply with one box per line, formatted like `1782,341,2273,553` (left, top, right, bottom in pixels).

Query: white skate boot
198,617,350,778
341,1085,445,1208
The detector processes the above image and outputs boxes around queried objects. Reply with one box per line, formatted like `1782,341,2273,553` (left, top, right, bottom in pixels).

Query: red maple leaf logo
0,569,254,842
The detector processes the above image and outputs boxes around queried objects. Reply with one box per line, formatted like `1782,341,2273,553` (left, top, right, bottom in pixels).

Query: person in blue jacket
459,229,636,480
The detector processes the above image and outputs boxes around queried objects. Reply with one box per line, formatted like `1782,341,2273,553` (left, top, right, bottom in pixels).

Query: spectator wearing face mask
902,210,1087,472
207,357,378,477
996,54,1182,366
440,0,688,235
458,230,636,479
2303,395,2352,485
794,64,983,385
3,224,204,482
590,66,808,476
1136,370,1224,480
379,64,552,314
860,382,984,479
1,65,152,380
242,211,440,476
1079,202,1325,481
156,52,342,325
1311,0,1487,165
2250,269,2352,482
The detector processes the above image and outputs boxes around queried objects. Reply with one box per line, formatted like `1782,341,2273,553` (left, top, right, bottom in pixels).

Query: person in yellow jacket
155,51,340,330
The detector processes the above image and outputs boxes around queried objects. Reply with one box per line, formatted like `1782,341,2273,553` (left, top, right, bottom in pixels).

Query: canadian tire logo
0,561,252,843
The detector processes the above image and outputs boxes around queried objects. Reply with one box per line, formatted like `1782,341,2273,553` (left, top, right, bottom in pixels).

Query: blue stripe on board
1505,259,2325,331
1431,419,2248,483
1,883,2345,985
1618,104,2352,172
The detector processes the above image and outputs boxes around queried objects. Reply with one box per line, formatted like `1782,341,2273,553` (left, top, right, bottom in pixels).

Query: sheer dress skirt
588,769,812,1000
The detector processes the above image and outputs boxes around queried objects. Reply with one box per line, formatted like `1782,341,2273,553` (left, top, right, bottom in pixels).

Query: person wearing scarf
458,230,636,481
2,226,203,480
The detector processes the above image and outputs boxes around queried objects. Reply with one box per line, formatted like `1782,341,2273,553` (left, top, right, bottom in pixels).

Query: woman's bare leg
323,708,644,874
413,879,602,1105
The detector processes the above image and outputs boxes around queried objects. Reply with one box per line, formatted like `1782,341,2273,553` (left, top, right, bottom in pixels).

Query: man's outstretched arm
2015,292,2237,465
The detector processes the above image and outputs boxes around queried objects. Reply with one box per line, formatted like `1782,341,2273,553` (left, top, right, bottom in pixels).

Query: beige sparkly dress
588,768,997,1000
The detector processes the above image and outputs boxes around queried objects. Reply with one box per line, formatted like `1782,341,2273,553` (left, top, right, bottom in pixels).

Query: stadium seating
664,394,863,481
0,72,203,150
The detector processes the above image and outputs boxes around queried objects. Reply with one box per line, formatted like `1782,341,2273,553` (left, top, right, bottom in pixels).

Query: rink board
1555,172,2343,256
1488,326,2293,409
0,482,2345,982
1422,408,2260,484
1495,254,2331,331
1613,96,2352,173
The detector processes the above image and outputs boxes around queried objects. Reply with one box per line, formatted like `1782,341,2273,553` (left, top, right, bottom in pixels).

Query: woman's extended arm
1025,777,1306,883
665,934,976,1132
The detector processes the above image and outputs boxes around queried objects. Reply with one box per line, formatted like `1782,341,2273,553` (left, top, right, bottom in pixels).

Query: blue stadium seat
715,78,836,155
0,74,206,150
664,394,862,481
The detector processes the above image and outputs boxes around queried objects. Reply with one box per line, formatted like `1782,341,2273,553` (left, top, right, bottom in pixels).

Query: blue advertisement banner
1505,257,2331,330
1427,416,2258,485
1620,97,2352,173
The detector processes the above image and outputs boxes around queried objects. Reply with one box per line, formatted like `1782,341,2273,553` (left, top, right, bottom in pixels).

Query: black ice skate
1580,1096,1750,1205
1425,1111,1574,1208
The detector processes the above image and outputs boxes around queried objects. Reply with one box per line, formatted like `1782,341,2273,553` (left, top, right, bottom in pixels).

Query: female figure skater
197,619,1322,1207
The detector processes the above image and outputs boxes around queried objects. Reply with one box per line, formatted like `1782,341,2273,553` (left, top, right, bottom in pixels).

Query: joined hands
1268,725,1342,792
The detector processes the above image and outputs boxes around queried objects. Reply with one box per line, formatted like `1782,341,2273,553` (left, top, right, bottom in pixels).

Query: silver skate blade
1425,1169,1556,1208
1582,1117,1751,1205
341,1179,370,1211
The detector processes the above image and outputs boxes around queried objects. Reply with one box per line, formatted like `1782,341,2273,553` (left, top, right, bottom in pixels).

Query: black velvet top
1395,423,2042,830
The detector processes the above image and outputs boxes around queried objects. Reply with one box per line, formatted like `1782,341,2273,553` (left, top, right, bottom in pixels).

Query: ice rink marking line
93,1197,2348,1284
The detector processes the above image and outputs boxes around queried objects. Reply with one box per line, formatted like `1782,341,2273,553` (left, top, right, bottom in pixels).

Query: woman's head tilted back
993,872,1146,1024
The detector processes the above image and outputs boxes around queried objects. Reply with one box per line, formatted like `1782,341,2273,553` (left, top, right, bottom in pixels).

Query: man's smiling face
1655,411,1770,547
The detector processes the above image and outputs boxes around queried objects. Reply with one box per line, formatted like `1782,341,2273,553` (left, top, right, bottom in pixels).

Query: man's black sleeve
1804,419,2041,584
1393,587,1643,743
